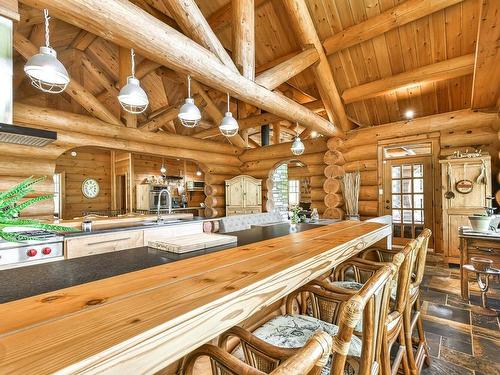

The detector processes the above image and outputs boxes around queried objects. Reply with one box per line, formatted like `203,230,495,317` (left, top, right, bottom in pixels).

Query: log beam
232,0,255,81
164,0,239,73
139,104,180,132
273,123,281,145
323,0,465,55
342,54,475,104
207,0,268,32
282,0,351,131
471,0,500,110
22,0,340,137
255,47,319,90
13,31,123,126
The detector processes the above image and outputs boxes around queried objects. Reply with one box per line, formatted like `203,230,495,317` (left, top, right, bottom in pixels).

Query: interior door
383,157,434,246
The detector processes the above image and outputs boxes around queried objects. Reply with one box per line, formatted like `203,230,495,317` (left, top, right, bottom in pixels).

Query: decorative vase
290,223,298,232
345,214,360,221
311,208,319,222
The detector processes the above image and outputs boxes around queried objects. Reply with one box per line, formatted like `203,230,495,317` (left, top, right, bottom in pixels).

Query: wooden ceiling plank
20,0,338,137
14,31,123,126
164,0,239,73
79,51,119,96
471,0,500,110
255,46,319,90
207,0,268,32
282,0,352,132
343,53,475,104
323,0,465,55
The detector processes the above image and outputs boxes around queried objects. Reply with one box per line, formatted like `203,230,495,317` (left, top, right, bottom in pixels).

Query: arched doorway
266,160,312,219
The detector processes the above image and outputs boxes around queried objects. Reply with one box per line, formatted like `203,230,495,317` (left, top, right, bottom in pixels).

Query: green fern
0,176,77,242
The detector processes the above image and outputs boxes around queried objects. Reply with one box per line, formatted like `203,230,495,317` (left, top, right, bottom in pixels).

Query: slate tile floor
419,265,500,375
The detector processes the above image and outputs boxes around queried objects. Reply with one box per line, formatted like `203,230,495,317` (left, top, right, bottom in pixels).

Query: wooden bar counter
0,221,390,374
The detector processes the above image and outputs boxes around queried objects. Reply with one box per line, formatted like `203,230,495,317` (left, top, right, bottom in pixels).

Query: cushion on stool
232,314,362,375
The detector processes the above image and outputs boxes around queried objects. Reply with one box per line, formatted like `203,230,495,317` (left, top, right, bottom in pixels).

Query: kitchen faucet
157,188,172,222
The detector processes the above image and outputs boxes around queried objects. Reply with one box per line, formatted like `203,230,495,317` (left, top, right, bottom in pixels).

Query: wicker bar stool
320,240,417,375
206,265,393,375
182,331,332,375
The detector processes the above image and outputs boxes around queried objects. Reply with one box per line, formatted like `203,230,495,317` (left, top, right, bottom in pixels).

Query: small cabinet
440,156,491,264
225,175,262,216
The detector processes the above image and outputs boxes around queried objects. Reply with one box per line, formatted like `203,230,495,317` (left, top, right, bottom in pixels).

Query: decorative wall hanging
82,178,100,199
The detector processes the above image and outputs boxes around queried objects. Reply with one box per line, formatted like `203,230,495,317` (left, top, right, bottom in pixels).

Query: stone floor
419,264,500,375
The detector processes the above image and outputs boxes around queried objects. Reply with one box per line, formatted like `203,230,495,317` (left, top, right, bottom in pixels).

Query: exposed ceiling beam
21,0,339,137
191,79,223,124
255,47,319,90
323,0,465,56
471,0,500,110
138,104,180,132
343,54,475,104
14,31,123,126
207,0,268,32
232,0,255,81
70,30,97,51
282,0,352,131
163,0,239,73
193,99,324,138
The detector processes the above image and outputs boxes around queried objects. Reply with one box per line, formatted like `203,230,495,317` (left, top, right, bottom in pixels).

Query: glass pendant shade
24,9,70,94
178,97,201,127
219,93,239,137
178,75,201,127
291,136,305,155
118,76,149,114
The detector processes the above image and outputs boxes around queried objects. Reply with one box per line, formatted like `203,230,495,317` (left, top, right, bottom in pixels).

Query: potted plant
0,176,76,242
290,205,302,231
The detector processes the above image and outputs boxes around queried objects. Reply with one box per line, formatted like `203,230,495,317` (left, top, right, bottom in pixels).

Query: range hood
0,15,57,147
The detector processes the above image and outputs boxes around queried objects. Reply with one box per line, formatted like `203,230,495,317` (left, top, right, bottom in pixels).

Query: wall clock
82,178,100,199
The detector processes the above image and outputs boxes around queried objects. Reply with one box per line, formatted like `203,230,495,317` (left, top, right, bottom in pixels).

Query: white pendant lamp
24,9,70,94
219,93,239,137
118,49,149,114
291,123,305,156
178,75,201,128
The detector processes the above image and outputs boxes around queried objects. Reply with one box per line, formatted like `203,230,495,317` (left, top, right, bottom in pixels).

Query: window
288,179,300,206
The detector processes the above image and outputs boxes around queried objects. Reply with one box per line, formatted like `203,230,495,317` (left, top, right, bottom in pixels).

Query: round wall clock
82,178,100,198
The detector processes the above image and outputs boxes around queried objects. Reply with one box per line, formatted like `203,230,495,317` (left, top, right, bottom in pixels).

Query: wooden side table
459,229,500,299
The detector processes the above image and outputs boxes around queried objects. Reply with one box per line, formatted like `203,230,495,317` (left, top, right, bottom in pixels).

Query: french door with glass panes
383,157,433,246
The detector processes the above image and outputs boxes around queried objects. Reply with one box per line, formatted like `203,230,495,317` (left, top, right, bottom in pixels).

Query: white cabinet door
244,178,261,207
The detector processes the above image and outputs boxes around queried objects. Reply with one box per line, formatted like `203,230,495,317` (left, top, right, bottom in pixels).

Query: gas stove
0,230,64,269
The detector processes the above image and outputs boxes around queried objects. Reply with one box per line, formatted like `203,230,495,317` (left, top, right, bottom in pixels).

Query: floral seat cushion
232,314,362,375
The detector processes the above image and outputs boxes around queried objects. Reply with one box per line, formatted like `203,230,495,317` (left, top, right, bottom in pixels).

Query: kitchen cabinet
65,230,144,259
439,156,491,264
225,175,262,216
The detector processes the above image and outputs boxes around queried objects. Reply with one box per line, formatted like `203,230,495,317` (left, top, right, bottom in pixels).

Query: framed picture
455,179,473,194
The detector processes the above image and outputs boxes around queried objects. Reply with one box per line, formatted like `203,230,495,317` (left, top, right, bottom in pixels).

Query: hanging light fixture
196,169,202,177
291,123,305,156
219,93,239,137
117,48,149,114
24,9,70,94
178,75,201,127
160,158,167,175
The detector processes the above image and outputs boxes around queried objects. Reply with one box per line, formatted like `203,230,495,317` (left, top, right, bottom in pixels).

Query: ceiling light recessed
405,110,414,120
310,130,318,138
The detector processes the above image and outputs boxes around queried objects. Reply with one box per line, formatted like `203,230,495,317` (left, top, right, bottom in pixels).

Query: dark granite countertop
0,223,322,303
63,216,208,238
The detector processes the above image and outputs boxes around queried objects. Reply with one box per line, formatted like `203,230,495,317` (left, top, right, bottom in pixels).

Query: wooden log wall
240,138,328,215
55,148,112,219
322,139,345,220
337,110,499,252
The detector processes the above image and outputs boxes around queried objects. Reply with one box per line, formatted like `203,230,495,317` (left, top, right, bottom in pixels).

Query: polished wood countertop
0,221,390,374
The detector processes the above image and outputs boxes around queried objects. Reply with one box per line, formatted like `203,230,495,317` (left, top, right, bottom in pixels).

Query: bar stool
463,257,500,317
206,265,394,375
182,330,332,375
321,240,418,375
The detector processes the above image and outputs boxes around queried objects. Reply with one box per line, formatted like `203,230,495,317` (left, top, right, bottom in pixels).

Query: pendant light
160,158,167,175
24,9,70,94
178,75,201,127
291,123,305,156
219,93,239,137
117,49,149,114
